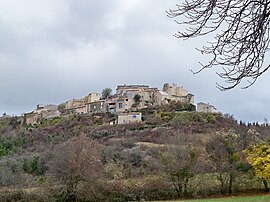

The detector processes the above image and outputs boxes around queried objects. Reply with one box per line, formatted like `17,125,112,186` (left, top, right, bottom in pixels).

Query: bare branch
168,0,270,90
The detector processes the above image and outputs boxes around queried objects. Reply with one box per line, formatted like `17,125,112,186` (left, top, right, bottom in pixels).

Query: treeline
0,112,269,201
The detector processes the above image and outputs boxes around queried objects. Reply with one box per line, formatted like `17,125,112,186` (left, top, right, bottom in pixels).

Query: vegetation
134,94,142,106
245,143,270,191
57,103,66,111
101,87,112,99
0,112,269,201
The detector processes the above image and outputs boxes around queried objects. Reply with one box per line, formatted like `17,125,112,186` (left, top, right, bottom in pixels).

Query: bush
160,112,174,122
92,130,110,139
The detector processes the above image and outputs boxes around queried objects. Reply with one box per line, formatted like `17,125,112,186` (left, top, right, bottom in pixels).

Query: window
119,103,123,109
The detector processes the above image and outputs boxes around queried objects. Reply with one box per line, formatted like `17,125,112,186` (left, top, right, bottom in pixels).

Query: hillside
0,111,269,201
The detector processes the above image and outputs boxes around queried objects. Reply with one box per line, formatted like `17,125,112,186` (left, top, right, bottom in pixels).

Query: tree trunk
183,178,189,196
263,180,269,192
172,175,181,196
219,173,225,194
228,173,233,194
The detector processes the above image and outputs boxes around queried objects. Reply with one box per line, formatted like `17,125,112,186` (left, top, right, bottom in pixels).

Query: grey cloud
0,0,269,122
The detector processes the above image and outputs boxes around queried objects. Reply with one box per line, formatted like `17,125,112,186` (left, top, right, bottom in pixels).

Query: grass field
152,194,270,202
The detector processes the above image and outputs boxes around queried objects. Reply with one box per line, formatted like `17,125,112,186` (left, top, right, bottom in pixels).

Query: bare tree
168,1,270,90
160,134,199,196
206,130,241,194
48,135,104,201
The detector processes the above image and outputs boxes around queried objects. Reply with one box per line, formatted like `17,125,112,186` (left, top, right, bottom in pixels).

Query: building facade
117,112,142,124
24,104,60,125
197,102,217,113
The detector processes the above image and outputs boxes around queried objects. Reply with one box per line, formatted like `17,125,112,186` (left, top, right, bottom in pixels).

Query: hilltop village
24,83,217,125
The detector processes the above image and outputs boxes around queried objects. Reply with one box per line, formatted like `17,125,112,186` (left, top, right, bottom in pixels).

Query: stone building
197,102,217,113
83,93,100,103
163,83,189,97
66,105,87,114
117,112,142,124
154,83,194,105
24,104,60,125
66,99,84,110
65,93,101,110
24,112,39,125
154,91,170,106
24,83,199,125
85,100,106,113
116,85,158,108
105,95,134,113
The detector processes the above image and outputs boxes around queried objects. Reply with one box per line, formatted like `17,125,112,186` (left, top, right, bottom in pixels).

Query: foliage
57,103,66,111
174,103,196,112
134,94,142,104
92,130,111,139
0,114,270,201
160,112,175,122
48,135,104,201
38,116,63,128
168,0,270,90
160,134,199,196
244,142,270,191
206,130,242,194
170,112,216,126
0,136,26,157
159,101,196,112
101,87,112,99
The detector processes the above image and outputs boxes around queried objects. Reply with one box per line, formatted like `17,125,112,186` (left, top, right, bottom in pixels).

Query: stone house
24,111,39,125
24,104,60,125
197,102,217,113
66,99,84,110
163,83,188,97
116,85,158,108
105,95,134,113
63,105,86,115
154,91,170,106
83,93,100,103
154,83,194,106
117,112,142,124
163,83,194,104
107,101,116,113
65,93,101,110
63,92,101,115
85,100,106,113
115,97,132,113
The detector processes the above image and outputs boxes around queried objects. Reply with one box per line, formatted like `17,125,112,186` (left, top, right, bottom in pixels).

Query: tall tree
160,134,199,196
168,1,270,90
101,88,112,99
206,130,243,194
133,94,141,106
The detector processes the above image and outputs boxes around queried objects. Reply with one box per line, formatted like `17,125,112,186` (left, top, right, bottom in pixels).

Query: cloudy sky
0,0,269,123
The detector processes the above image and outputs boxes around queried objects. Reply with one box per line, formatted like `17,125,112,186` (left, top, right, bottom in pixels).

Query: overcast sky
0,0,269,123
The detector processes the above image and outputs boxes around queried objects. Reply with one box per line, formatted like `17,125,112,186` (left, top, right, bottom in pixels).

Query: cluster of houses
24,83,217,125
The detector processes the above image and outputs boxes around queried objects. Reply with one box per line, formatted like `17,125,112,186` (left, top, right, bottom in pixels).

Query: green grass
153,194,270,202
